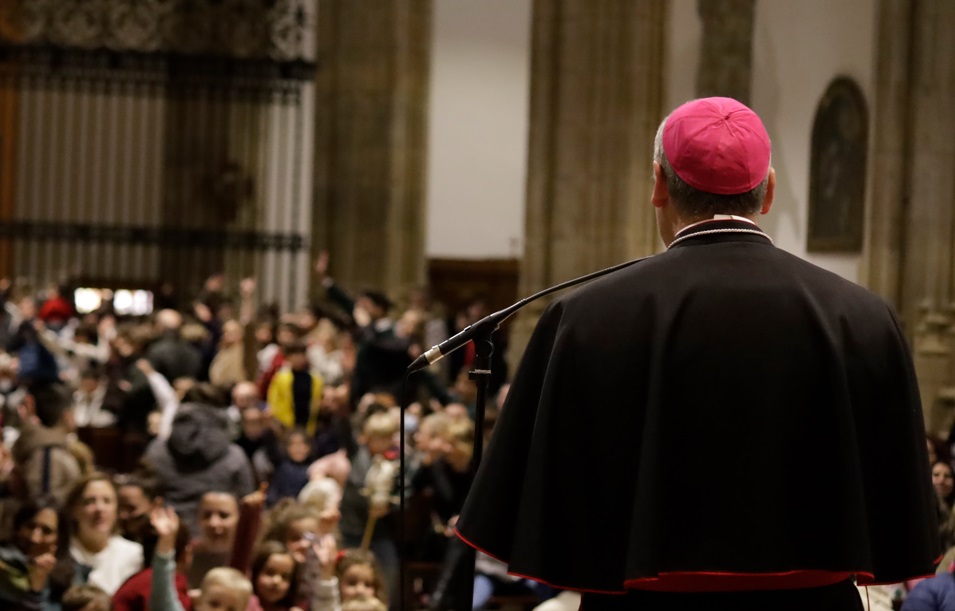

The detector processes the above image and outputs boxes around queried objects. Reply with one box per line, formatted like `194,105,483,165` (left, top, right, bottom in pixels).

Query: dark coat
325,281,410,403
456,220,938,599
143,403,255,532
0,543,45,610
266,459,311,507
7,319,58,383
146,332,202,383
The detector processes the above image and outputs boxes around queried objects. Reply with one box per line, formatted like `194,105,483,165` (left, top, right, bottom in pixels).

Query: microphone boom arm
407,254,651,374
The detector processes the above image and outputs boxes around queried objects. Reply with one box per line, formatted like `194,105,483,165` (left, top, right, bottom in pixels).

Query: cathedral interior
1,0,955,433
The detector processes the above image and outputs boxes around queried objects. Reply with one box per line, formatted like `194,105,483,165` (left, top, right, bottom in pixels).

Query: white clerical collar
676,215,758,238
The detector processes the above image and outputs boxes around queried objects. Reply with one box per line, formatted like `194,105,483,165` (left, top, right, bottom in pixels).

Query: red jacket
112,567,192,611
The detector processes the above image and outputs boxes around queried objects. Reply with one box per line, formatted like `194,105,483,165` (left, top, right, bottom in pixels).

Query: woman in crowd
933,460,955,550
150,506,253,611
63,472,144,595
0,499,61,609
188,491,240,589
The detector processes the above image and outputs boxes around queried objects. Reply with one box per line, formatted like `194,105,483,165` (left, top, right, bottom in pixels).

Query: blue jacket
903,574,955,611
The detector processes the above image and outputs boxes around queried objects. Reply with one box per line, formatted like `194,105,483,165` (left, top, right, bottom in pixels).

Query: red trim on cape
623,570,863,592
454,528,939,594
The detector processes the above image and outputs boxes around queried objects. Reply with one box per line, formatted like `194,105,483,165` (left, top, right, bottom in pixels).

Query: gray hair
653,116,770,220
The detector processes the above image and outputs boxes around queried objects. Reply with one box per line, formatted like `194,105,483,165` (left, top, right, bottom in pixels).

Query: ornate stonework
0,0,317,307
0,0,315,62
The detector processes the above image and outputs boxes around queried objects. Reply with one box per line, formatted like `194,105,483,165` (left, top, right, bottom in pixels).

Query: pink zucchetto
662,97,771,195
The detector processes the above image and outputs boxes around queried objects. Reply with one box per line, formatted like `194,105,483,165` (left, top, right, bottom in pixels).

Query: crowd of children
0,260,532,611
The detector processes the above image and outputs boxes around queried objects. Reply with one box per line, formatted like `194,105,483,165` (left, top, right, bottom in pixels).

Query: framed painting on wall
807,76,869,253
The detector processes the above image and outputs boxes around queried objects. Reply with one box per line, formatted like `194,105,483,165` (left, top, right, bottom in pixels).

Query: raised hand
150,506,180,556
193,301,213,323
312,533,338,580
28,548,57,593
135,359,155,375
314,250,329,277
242,482,268,508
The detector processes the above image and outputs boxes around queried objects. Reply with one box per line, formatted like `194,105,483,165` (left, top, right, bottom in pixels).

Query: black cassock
455,220,939,609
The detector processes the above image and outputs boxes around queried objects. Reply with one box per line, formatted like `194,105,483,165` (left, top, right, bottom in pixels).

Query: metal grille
0,47,315,311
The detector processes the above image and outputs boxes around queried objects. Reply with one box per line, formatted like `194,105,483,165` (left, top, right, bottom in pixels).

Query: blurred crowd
0,253,545,611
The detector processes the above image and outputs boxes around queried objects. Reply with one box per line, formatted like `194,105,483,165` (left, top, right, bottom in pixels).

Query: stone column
898,0,955,333
696,0,756,104
862,0,914,314
867,0,955,424
913,303,954,436
312,0,431,301
507,0,666,364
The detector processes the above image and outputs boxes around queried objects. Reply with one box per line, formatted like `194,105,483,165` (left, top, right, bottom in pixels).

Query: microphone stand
404,254,650,610
454,328,494,611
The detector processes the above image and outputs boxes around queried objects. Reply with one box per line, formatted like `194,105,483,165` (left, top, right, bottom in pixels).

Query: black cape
456,221,939,596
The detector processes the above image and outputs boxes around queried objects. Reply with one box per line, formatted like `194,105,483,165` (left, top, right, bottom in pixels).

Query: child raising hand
149,506,252,611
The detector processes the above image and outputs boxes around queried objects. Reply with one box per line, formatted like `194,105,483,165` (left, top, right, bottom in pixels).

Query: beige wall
754,0,877,283
425,0,531,259
426,0,881,281
667,0,878,283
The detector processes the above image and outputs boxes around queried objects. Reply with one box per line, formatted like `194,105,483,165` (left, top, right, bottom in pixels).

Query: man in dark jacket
146,309,202,383
455,97,938,611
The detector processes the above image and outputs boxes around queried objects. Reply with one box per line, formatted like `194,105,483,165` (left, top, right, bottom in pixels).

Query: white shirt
73,385,115,428
70,535,144,595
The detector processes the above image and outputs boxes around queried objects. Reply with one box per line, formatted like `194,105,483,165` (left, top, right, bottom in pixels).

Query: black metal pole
455,333,494,611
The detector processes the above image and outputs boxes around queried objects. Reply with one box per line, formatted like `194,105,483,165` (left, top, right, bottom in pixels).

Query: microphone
406,254,651,374
409,314,502,374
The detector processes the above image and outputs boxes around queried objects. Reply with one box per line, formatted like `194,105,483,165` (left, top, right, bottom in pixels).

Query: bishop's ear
760,168,776,215
651,162,670,210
